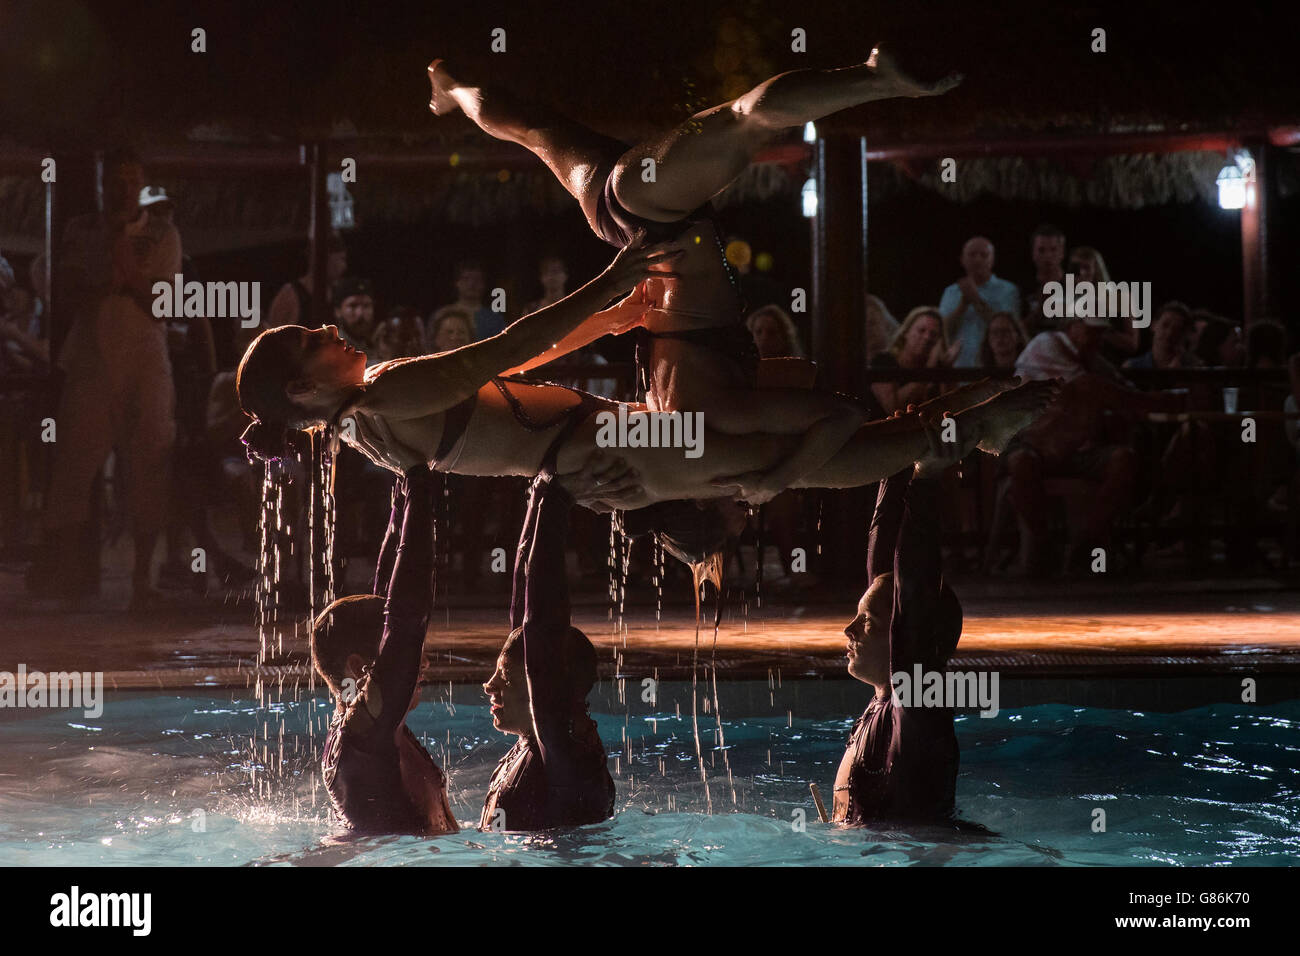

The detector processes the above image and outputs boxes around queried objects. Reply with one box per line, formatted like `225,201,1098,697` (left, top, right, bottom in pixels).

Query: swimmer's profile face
844,582,891,692
483,646,531,736
287,325,367,415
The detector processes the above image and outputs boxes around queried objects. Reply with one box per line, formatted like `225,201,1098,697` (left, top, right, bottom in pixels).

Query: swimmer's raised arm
361,244,681,421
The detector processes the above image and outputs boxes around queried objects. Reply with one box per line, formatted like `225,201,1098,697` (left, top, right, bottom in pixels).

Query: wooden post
307,142,331,328
1240,142,1274,325
812,134,871,583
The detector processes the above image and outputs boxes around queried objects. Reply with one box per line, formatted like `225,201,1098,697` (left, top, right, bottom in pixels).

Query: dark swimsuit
480,470,615,831
838,471,962,825
322,466,448,834
589,157,756,396
431,376,614,475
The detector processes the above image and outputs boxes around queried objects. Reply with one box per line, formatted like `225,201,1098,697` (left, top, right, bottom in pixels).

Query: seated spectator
428,308,473,353
0,285,49,375
372,306,428,361
1069,245,1139,361
977,310,1029,369
864,294,900,359
429,260,500,340
871,306,959,416
746,304,804,359
1022,224,1066,336
939,237,1021,367
1006,315,1181,573
1124,302,1199,371
332,277,377,356
521,254,569,315
1193,315,1245,368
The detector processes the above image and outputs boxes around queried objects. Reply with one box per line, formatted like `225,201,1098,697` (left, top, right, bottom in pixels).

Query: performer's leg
611,48,960,220
428,60,627,226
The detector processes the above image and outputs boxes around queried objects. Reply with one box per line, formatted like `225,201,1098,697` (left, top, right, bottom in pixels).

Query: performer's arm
356,463,435,740
890,474,945,671
867,469,911,586
372,477,406,596
516,476,587,784
500,284,651,376
361,245,680,422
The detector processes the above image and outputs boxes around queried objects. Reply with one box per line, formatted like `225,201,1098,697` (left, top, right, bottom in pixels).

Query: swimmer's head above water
311,594,421,714
844,574,961,693
236,325,368,461
483,626,597,737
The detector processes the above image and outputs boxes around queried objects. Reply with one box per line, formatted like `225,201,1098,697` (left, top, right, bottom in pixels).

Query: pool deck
2,559,1298,693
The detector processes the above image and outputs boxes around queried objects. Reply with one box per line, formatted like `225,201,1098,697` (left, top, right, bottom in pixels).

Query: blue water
0,682,1296,866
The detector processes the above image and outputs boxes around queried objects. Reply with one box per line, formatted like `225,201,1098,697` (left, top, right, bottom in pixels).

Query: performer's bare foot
427,59,461,115
969,378,1061,455
864,45,962,99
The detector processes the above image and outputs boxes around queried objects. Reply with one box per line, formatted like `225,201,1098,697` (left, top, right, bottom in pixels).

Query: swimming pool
0,681,1296,866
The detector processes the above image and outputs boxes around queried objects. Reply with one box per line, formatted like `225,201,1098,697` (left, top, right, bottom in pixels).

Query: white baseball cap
138,185,171,207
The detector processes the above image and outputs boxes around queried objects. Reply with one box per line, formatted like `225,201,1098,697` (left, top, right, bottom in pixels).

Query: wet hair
621,499,734,569
502,625,598,703
311,594,385,698
866,572,962,666
235,326,309,462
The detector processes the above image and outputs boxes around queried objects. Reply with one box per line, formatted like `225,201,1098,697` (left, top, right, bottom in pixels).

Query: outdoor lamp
802,177,818,218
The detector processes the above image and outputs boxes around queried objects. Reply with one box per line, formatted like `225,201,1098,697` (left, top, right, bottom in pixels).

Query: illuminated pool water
0,683,1295,866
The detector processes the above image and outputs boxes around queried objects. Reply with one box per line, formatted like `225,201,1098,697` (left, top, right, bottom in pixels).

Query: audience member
1124,302,1198,371
871,306,958,416
977,310,1029,369
1022,223,1066,335
430,260,501,340
864,294,900,360
266,231,348,328
939,236,1021,367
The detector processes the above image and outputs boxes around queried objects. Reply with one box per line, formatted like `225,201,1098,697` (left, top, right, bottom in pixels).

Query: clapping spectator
939,236,1021,367
1023,224,1066,335
871,306,958,416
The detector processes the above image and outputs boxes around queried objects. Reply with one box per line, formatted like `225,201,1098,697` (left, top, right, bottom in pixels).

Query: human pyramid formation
236,50,1059,834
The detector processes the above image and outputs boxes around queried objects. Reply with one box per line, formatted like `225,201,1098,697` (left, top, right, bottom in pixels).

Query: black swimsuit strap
432,390,478,468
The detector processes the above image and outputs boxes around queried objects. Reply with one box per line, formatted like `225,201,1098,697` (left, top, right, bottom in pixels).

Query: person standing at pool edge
834,415,966,824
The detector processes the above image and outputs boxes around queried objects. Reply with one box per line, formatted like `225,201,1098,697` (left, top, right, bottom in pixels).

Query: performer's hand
914,409,967,478
556,450,643,509
604,239,686,295
344,407,426,475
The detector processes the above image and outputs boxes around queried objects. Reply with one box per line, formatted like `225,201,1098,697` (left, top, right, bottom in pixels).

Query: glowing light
1216,164,1245,210
803,121,817,144
801,177,818,218
449,153,460,167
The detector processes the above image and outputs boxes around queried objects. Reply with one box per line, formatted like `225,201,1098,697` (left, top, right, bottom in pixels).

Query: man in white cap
1001,314,1181,574
30,162,182,607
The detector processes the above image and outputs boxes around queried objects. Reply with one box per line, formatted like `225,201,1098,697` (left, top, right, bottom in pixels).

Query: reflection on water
0,686,1296,866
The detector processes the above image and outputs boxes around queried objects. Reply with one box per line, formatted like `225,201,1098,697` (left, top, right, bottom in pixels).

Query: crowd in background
2,150,1299,607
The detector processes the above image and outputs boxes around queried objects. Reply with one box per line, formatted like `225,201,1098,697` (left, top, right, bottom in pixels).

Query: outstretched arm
867,469,911,586
515,475,589,783
358,463,436,740
359,244,680,422
501,283,651,376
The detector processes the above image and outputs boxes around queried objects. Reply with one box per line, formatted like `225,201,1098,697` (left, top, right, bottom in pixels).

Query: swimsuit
837,471,961,826
589,156,753,397
480,471,615,831
323,466,452,835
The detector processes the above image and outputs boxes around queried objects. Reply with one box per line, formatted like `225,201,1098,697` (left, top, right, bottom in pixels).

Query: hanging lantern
1216,163,1245,210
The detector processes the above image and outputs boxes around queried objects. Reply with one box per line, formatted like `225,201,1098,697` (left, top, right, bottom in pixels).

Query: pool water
0,681,1296,866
